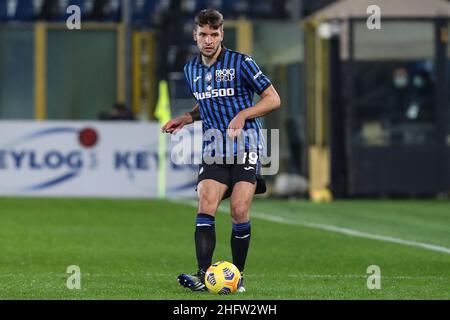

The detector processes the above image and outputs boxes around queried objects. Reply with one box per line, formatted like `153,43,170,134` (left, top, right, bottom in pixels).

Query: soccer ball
204,261,241,295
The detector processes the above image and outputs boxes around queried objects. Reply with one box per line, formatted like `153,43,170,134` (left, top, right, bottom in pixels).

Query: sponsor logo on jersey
193,88,235,100
215,68,235,82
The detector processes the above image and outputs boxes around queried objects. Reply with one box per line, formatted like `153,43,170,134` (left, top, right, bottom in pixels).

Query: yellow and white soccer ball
204,261,242,295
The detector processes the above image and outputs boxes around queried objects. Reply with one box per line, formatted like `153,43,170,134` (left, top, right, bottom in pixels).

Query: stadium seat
206,0,223,10
248,0,275,19
89,0,118,21
0,1,8,21
220,0,242,19
194,0,209,13
5,0,36,21
131,0,157,27
38,0,60,21
93,0,121,22
53,0,87,22
37,0,90,22
68,0,86,13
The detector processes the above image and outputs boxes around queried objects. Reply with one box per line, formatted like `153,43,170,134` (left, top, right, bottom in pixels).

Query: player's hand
161,114,191,134
227,113,246,138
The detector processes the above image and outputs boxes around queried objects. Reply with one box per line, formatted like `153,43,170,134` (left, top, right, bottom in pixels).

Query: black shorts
197,156,266,199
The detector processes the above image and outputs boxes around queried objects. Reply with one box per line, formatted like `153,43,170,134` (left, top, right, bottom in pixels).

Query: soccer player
162,9,281,292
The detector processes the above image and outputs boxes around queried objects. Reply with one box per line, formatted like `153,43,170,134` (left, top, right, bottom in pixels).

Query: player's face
194,25,223,58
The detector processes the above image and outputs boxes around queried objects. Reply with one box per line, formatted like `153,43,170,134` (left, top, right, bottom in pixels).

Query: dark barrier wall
47,29,117,120
0,27,34,119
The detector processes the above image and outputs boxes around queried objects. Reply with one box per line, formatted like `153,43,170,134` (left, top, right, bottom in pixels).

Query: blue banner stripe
25,171,79,191
4,127,78,148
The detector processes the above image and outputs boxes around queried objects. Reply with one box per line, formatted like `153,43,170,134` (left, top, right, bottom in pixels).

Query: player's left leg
230,181,256,292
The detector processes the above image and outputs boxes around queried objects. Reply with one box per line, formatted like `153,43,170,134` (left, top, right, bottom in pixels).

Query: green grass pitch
0,197,449,299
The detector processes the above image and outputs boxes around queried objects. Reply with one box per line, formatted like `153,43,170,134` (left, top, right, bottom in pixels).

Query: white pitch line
176,200,450,255
286,274,447,280
251,211,450,255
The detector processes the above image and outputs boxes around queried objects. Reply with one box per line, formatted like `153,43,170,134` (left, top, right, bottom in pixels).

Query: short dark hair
194,9,224,30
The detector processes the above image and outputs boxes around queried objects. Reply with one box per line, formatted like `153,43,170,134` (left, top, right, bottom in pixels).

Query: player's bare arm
161,104,200,134
227,85,281,138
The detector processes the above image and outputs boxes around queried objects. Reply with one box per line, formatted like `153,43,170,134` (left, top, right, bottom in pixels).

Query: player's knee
198,188,220,214
231,202,250,223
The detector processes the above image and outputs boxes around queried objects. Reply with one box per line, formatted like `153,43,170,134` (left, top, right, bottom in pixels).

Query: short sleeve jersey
184,47,272,159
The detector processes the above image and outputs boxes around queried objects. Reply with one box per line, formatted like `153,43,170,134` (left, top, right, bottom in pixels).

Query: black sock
195,213,216,273
231,221,251,273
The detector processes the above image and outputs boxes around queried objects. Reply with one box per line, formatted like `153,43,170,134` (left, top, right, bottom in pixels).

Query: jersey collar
196,46,227,66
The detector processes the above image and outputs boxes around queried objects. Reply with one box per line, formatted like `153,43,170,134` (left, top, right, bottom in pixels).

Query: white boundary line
177,200,450,255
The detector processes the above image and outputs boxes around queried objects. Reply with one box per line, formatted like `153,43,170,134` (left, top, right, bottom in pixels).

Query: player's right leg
195,179,228,273
229,180,256,293
178,178,228,292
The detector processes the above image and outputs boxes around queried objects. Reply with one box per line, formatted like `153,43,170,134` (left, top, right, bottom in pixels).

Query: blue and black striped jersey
184,46,272,159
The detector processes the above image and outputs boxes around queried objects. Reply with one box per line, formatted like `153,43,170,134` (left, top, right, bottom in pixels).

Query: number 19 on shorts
242,152,258,165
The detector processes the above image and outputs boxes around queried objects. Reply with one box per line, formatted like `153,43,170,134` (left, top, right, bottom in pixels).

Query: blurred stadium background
0,0,449,299
1,0,450,198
